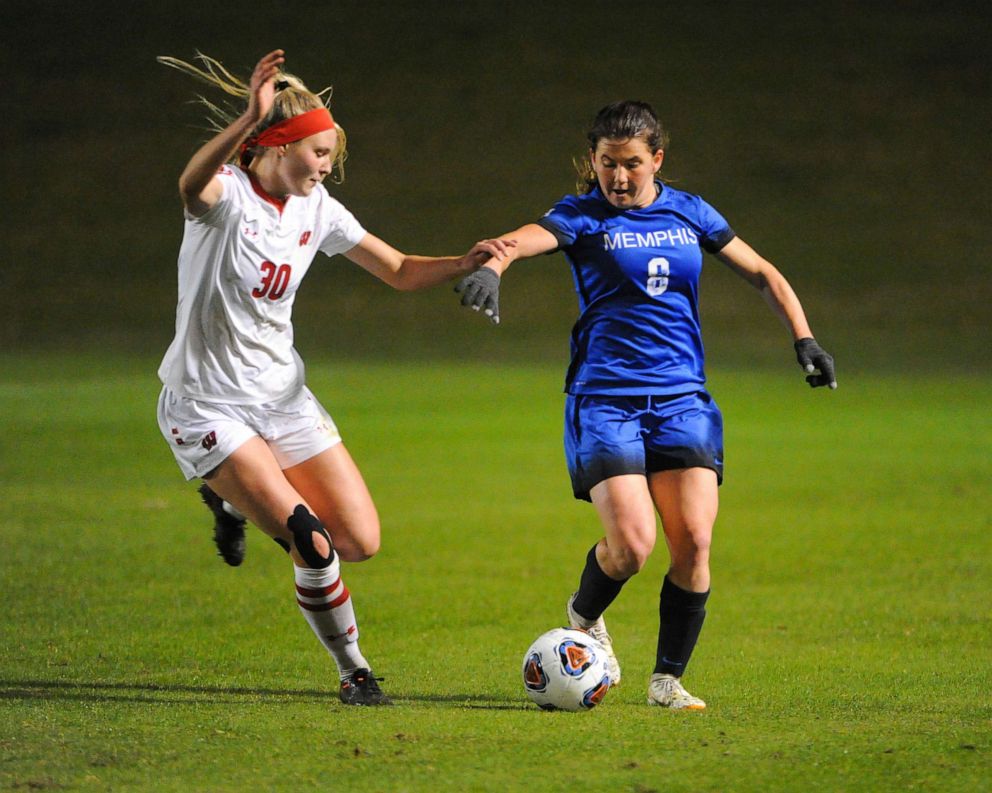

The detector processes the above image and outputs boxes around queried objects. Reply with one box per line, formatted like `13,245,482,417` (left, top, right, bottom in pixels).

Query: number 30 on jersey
252,260,292,300
646,257,669,296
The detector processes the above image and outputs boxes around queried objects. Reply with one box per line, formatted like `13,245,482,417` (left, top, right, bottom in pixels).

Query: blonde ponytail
158,52,347,182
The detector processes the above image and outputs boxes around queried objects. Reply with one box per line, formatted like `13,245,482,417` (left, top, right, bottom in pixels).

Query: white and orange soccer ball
522,627,611,711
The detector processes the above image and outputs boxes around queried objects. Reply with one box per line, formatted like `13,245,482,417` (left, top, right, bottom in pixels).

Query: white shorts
157,385,342,480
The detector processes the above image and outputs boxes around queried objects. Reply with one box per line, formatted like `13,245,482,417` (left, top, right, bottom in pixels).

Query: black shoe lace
358,672,385,691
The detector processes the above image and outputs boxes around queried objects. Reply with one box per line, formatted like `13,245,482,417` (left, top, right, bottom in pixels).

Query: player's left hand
463,238,516,270
455,266,501,325
794,337,837,389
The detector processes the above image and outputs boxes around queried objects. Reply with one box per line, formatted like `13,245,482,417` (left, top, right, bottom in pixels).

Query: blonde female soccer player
457,100,835,709
156,49,508,705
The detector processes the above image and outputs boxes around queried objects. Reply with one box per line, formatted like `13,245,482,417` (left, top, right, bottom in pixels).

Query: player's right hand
246,49,286,124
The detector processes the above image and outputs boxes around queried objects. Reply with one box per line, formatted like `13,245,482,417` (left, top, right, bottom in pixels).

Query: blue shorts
564,391,724,501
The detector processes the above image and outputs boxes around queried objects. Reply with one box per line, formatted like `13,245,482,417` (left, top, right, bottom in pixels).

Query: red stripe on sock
328,586,351,609
297,598,333,612
295,579,341,598
296,587,350,612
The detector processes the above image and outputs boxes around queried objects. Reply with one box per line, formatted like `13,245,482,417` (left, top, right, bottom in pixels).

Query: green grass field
1,354,989,792
3,3,988,790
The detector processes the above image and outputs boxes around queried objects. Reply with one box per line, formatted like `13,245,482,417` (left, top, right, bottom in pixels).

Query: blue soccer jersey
536,182,735,395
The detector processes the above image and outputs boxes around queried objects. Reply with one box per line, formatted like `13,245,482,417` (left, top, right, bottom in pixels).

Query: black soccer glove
454,267,500,325
794,337,837,389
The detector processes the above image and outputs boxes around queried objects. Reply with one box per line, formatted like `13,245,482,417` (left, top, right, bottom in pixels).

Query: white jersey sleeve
158,167,366,405
317,193,366,257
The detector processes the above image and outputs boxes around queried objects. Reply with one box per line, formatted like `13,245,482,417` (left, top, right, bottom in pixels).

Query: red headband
240,107,336,164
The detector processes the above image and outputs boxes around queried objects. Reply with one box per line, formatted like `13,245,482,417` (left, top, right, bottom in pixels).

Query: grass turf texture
1,355,989,792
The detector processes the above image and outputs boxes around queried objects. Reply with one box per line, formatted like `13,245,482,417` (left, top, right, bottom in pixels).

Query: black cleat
198,483,246,567
339,669,392,706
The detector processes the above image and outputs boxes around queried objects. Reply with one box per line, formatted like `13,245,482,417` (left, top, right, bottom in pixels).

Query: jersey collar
592,180,666,212
244,168,289,215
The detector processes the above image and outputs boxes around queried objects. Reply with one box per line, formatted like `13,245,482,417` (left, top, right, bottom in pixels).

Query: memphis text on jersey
603,227,699,250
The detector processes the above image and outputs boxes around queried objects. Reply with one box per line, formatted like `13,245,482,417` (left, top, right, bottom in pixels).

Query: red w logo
299,230,312,246
201,431,218,451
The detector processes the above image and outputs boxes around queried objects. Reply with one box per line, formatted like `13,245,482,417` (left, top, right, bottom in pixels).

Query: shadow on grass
0,679,526,709
0,678,332,706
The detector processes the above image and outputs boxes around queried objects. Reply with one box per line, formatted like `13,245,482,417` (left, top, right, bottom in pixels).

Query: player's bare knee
670,542,710,580
342,542,379,563
333,531,380,562
624,546,653,576
606,538,653,577
358,531,381,560
287,504,335,569
692,535,712,563
676,529,711,566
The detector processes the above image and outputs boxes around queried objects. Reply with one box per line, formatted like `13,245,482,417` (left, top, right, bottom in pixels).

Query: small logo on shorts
201,431,218,451
299,230,312,246
171,427,186,446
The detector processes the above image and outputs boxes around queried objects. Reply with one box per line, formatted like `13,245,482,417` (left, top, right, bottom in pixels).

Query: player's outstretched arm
342,233,516,292
175,49,285,216
454,224,559,324
716,236,837,389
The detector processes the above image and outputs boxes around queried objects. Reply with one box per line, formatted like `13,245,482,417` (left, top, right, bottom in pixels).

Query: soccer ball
522,627,611,711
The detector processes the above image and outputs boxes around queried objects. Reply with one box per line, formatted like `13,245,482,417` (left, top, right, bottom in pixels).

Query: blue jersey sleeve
534,195,587,250
695,196,735,253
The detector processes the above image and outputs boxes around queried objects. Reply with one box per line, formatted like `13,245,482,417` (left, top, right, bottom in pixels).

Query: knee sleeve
287,504,335,569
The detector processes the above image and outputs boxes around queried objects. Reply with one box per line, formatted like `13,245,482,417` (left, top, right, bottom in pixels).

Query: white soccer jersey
158,166,366,404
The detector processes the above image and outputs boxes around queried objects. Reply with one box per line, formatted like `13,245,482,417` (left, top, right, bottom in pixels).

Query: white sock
294,563,370,679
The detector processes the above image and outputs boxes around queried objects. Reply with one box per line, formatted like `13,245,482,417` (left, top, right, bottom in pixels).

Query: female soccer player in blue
456,100,836,709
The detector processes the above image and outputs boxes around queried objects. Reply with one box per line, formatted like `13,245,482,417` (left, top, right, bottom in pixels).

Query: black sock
654,575,709,676
571,544,628,621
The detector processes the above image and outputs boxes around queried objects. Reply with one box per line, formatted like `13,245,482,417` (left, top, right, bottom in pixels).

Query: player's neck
244,166,289,213
247,162,289,201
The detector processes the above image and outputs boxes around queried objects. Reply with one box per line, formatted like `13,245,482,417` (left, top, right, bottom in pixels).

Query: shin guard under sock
294,563,369,679
655,574,709,676
571,544,629,622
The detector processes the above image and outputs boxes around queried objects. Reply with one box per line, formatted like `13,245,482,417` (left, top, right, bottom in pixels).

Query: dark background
2,0,989,373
